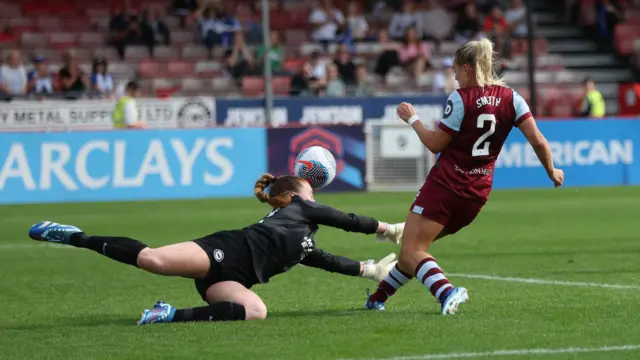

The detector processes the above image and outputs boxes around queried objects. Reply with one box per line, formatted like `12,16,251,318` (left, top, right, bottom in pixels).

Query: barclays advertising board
215,96,447,127
494,119,638,189
0,128,266,204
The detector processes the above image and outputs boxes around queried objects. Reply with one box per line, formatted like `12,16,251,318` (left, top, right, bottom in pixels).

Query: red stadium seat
49,32,78,48
272,76,291,95
242,76,265,96
139,61,165,78
167,61,194,77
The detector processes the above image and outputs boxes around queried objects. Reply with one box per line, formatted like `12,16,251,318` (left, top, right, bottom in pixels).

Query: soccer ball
294,146,337,189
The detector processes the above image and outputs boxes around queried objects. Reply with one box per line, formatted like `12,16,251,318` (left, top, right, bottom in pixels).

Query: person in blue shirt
90,58,115,97
27,56,55,96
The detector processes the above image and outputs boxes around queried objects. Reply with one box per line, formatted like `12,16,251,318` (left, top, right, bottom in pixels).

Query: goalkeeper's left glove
362,253,397,283
376,222,405,244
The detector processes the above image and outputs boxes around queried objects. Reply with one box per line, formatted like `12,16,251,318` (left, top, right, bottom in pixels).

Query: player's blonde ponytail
254,173,304,209
454,38,506,87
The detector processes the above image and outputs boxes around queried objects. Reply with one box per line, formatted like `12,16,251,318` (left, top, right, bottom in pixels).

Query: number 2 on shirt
472,114,497,157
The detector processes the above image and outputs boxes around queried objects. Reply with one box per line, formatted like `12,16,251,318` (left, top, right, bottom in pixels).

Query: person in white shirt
505,0,528,38
433,57,459,94
421,0,453,43
309,0,345,43
346,1,369,41
0,50,27,96
388,0,422,40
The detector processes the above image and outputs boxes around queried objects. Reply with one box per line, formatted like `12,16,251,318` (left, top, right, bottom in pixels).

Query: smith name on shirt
476,96,502,108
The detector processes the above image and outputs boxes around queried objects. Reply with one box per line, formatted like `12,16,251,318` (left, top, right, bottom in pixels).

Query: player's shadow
2,315,133,331
269,308,424,319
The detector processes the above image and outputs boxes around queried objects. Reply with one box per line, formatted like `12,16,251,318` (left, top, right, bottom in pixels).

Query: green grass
1,187,640,359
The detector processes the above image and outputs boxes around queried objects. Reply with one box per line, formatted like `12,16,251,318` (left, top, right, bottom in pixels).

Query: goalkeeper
27,173,404,325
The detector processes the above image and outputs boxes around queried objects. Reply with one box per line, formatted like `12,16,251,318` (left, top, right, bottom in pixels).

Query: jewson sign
215,96,447,127
0,128,266,204
494,119,638,189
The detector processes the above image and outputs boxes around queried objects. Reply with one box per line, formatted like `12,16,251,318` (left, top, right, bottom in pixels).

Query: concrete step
562,53,618,67
572,69,635,83
535,11,566,24
548,40,599,52
535,26,582,38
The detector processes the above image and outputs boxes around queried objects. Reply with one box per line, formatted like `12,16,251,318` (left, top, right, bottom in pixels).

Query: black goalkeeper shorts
192,232,260,302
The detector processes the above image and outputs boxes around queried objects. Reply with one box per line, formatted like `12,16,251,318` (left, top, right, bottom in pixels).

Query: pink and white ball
294,146,337,189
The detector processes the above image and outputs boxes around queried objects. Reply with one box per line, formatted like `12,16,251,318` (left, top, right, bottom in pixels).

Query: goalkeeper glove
376,222,405,244
362,253,397,282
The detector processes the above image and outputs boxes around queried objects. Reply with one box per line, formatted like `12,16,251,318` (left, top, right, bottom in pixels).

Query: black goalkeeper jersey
220,196,379,284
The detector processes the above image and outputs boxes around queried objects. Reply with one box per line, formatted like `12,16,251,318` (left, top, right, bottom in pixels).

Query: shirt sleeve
512,89,532,126
123,101,138,126
299,248,361,276
438,90,464,135
309,9,324,24
300,199,379,234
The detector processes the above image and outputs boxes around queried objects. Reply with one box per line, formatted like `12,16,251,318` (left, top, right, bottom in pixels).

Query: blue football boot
137,301,176,325
364,288,386,311
28,221,82,244
440,287,469,316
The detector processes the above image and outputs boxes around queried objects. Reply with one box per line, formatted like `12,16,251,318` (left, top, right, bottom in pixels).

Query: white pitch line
340,344,640,360
447,273,640,290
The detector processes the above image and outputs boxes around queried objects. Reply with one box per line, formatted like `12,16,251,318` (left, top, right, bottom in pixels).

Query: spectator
420,0,453,45
454,2,482,43
290,63,313,96
489,23,513,75
109,6,140,60
91,58,115,96
197,5,240,58
224,32,255,85
27,56,55,96
256,31,285,74
171,0,197,28
353,63,375,97
596,0,624,39
0,50,27,97
141,5,171,57
483,5,508,34
388,0,422,40
334,44,357,84
433,57,458,94
309,0,345,45
309,50,328,81
324,63,346,97
59,50,88,98
236,3,262,44
398,26,431,82
374,29,401,79
346,1,370,41
505,0,528,38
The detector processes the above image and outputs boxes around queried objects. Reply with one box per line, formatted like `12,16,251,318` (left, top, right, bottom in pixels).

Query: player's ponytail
254,173,304,209
454,38,506,87
254,173,276,203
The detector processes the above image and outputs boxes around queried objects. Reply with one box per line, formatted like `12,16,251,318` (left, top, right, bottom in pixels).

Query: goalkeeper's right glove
376,222,405,244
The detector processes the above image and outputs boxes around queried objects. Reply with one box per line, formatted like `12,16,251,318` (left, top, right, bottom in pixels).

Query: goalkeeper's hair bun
253,173,304,209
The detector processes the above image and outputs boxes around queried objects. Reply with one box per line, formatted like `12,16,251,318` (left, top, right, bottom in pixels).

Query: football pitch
1,187,640,360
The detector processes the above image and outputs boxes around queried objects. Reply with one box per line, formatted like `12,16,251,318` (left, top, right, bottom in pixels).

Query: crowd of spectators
285,0,530,97
0,48,119,99
0,0,562,100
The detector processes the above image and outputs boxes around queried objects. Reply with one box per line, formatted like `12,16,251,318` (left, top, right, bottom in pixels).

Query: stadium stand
0,0,637,116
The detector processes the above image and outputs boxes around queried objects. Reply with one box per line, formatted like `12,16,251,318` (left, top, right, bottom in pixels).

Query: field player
366,38,565,315
28,174,404,325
